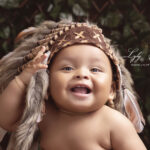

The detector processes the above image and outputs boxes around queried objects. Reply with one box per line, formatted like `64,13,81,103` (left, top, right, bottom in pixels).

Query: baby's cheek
94,76,112,98
96,75,112,87
49,74,64,93
49,75,57,93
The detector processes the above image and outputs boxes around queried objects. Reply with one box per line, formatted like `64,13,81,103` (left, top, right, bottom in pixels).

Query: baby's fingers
34,63,48,70
34,46,49,64
22,46,50,73
34,53,48,64
24,62,48,74
34,46,46,60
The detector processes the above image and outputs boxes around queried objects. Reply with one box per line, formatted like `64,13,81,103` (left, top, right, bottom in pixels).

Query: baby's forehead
48,45,114,76
50,44,110,64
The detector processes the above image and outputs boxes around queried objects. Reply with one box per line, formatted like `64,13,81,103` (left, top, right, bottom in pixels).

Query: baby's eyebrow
60,56,76,62
90,57,106,65
60,56,107,65
58,52,109,63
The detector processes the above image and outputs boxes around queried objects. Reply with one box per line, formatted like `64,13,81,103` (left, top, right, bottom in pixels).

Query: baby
0,20,147,150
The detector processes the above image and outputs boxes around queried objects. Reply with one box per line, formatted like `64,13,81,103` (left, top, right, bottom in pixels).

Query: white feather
123,88,145,133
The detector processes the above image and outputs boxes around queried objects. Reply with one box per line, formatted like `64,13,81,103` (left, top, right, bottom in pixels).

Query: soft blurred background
0,0,150,148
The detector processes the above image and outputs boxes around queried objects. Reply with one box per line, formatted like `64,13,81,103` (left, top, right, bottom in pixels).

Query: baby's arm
110,110,147,150
0,46,48,131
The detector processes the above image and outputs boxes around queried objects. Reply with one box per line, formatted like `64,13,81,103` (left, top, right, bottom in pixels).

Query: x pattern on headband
93,32,102,43
58,35,67,45
74,31,85,39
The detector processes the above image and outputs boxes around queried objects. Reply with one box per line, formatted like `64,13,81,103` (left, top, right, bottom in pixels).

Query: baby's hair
0,20,145,150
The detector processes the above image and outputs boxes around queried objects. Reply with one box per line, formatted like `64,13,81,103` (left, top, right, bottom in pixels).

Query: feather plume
15,50,50,150
116,60,145,133
15,71,49,150
15,27,36,44
123,88,145,133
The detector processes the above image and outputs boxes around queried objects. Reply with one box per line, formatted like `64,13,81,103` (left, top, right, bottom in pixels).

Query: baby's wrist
18,70,34,85
14,76,27,90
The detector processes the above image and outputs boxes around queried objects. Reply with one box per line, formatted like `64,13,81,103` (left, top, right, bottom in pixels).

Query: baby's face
49,44,114,113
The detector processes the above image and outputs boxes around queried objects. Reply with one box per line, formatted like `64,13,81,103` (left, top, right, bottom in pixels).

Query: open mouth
70,85,91,94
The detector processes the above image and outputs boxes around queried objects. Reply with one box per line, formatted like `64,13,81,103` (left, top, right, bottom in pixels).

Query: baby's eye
62,66,73,71
91,68,101,72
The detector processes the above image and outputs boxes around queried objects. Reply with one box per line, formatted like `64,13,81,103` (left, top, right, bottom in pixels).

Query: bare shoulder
100,106,147,150
98,105,128,123
101,105,132,126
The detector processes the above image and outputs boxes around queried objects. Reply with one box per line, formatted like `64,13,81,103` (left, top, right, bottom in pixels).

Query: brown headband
18,22,120,89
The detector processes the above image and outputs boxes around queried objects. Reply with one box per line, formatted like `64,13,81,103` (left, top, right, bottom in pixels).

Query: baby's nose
76,75,89,79
75,68,89,80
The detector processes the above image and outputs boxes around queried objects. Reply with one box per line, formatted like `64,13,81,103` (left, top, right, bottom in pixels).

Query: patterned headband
18,22,121,89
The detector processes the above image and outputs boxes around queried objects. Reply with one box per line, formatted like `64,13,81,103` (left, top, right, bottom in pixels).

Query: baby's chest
39,114,111,150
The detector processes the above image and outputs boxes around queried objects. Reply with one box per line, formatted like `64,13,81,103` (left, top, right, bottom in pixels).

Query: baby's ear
107,82,116,108
109,81,116,100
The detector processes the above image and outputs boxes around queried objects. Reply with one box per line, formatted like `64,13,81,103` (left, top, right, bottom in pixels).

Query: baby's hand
18,46,49,85
24,46,48,73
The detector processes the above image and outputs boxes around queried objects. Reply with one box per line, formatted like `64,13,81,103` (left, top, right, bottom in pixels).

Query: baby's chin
56,104,102,115
48,96,103,114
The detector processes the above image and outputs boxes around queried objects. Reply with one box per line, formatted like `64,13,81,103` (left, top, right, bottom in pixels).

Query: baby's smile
70,83,92,99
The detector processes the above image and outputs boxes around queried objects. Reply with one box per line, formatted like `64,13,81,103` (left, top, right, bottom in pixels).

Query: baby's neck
58,108,95,117
46,99,100,117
